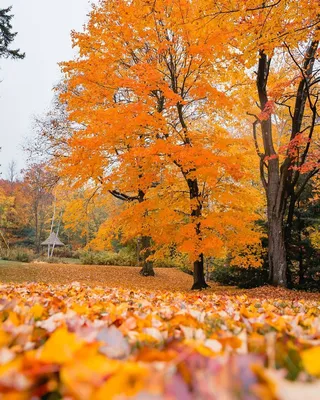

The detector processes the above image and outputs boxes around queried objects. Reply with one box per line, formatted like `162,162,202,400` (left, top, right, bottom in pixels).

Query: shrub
118,248,137,265
79,251,136,266
34,256,83,264
154,258,182,268
294,281,320,293
78,248,193,270
47,256,66,264
153,252,191,270
51,247,75,258
1,247,34,263
211,264,268,289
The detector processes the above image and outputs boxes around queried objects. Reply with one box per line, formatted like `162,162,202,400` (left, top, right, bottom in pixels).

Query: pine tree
0,7,25,60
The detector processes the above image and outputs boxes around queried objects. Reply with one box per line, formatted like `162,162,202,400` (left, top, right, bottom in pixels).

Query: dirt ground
0,261,319,301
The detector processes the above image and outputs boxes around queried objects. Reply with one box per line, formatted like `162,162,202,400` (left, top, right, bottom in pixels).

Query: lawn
0,262,320,399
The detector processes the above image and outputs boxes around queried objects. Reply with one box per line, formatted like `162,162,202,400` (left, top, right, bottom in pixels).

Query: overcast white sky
0,0,93,177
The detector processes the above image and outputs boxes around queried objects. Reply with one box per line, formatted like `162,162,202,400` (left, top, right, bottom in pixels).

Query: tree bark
139,235,155,276
138,190,155,277
268,213,287,286
187,178,209,290
34,201,40,254
257,51,288,287
191,253,209,290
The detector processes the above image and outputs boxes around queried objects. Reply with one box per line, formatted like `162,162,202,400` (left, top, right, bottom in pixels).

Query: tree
0,185,14,253
6,160,18,193
255,43,319,287
0,7,24,60
57,0,263,288
23,164,56,253
195,0,320,286
0,177,31,249
60,186,109,248
234,1,320,287
287,181,320,287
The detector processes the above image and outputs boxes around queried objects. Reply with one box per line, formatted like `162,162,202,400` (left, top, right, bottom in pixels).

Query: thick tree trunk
139,235,155,276
187,177,209,290
268,215,287,286
257,52,288,287
285,194,296,244
266,158,288,287
297,210,305,285
255,41,319,288
191,253,209,290
138,190,155,276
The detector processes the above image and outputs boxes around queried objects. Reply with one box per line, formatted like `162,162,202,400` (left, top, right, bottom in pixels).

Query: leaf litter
0,271,319,399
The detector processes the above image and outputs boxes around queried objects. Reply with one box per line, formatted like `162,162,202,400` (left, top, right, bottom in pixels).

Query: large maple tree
57,0,262,288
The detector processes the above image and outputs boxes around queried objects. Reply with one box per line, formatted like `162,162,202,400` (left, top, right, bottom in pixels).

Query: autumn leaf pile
1,282,320,399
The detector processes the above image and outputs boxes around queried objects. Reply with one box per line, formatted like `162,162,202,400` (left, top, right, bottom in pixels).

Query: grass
35,257,81,264
0,259,26,266
0,261,319,301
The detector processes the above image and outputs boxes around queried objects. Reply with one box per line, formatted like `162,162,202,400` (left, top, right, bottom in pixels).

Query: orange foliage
57,0,264,272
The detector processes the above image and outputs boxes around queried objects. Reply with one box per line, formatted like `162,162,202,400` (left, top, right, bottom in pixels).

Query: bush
294,281,320,293
153,252,192,270
78,248,194,270
211,264,268,289
154,258,184,268
1,247,34,263
51,247,76,258
34,256,69,264
46,256,66,264
79,250,136,266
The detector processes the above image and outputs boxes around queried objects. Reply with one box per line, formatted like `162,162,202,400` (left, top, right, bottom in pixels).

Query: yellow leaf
39,327,83,364
61,349,120,400
95,363,148,400
71,303,88,315
0,330,10,347
8,312,20,326
301,346,320,376
30,304,44,319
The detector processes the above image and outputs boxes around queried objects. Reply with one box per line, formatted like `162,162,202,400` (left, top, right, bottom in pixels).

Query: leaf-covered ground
0,262,319,301
0,265,320,399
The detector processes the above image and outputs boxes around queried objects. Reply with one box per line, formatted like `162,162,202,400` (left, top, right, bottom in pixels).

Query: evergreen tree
0,6,25,60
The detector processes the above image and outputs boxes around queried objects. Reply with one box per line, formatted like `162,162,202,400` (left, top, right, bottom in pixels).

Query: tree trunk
138,190,155,276
257,52,288,287
191,253,209,290
187,176,209,290
139,235,155,276
268,215,287,286
285,193,296,246
297,210,305,285
266,158,288,287
35,203,40,254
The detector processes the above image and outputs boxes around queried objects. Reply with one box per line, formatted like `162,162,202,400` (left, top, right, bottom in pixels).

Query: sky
0,0,93,177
